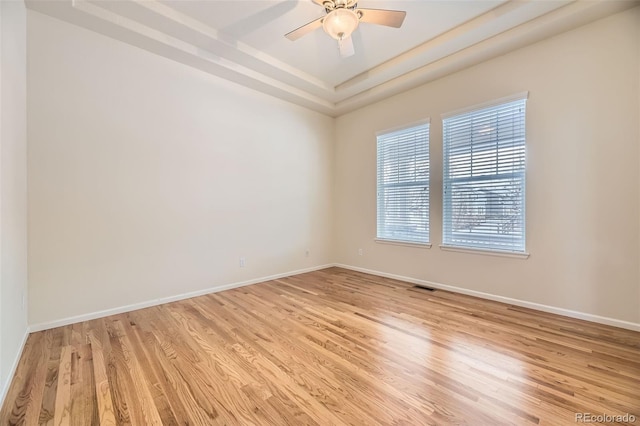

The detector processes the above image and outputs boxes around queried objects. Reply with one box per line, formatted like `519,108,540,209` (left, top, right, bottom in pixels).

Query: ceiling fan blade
338,35,355,58
311,0,326,5
285,16,324,41
357,8,406,28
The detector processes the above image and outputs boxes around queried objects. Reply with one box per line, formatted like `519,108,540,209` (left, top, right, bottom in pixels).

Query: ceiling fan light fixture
322,8,359,40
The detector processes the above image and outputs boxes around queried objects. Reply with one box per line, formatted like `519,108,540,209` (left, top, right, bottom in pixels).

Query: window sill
375,239,432,249
439,245,529,259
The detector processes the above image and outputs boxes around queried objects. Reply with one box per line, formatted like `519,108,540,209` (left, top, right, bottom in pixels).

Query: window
376,121,430,244
442,95,527,252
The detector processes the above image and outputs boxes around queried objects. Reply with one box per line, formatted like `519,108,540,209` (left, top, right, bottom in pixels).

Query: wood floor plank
110,320,164,425
89,331,117,426
20,331,51,426
1,267,639,425
136,308,233,425
52,346,72,426
103,318,139,425
39,329,64,426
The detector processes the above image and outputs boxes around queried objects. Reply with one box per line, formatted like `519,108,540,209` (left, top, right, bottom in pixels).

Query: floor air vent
413,285,436,292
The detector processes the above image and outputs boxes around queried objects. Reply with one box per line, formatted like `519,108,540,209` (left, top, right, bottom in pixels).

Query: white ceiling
26,0,638,116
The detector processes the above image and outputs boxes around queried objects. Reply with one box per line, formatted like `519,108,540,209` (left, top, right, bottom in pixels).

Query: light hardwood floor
1,267,639,425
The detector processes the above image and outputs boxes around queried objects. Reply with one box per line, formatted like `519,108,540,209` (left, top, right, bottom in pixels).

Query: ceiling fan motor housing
323,0,358,12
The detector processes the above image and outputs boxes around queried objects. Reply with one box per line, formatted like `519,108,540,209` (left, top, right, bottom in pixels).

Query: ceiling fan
285,0,406,58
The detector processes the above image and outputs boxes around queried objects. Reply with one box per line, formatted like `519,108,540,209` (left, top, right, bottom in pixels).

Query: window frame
375,119,431,247
441,93,528,256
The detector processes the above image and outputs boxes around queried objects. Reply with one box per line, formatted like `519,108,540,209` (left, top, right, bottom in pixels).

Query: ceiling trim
26,0,639,117
333,0,637,115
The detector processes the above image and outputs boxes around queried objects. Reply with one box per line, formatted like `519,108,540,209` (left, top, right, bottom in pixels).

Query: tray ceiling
26,0,638,116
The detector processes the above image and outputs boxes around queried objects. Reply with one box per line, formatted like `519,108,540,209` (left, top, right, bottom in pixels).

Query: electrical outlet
239,257,246,268
358,248,363,256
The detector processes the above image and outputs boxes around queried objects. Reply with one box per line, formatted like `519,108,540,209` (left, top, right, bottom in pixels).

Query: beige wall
0,0,29,397
334,8,640,324
25,7,640,329
27,11,334,326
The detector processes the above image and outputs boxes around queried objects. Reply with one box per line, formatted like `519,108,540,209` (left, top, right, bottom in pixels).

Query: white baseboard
25,261,640,333
0,327,30,409
29,264,334,333
334,263,640,332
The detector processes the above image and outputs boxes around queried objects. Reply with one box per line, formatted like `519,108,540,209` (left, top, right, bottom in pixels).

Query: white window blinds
443,97,526,252
377,122,430,244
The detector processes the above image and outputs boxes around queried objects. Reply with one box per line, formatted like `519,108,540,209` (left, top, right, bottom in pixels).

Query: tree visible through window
376,122,430,244
442,97,527,252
